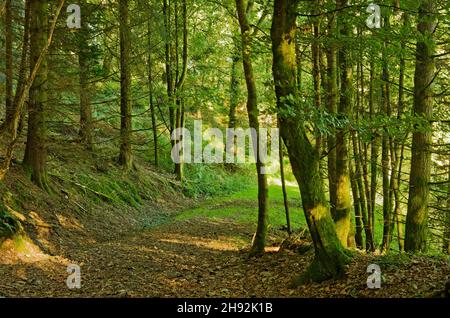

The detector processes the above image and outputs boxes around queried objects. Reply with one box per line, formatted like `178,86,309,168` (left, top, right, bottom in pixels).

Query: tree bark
174,0,188,181
334,0,353,248
23,0,50,191
349,157,363,249
369,62,378,240
279,125,291,236
163,0,175,144
227,32,240,165
6,0,31,135
405,0,436,252
118,0,133,169
235,0,269,255
78,10,93,150
325,16,337,219
444,158,450,254
147,6,158,167
3,0,14,128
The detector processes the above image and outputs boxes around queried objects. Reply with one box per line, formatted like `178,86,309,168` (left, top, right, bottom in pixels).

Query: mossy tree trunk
334,0,353,248
271,0,349,283
235,0,268,255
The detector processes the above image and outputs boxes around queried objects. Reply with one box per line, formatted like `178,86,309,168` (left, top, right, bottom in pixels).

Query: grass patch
177,184,307,231
182,164,254,198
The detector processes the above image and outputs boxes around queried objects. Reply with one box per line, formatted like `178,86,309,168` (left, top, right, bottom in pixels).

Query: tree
3,0,13,130
271,0,349,283
118,0,133,169
22,0,51,191
325,11,338,221
78,3,93,150
380,9,393,253
404,0,436,252
145,1,158,167
174,0,188,181
334,0,353,248
0,0,63,182
444,158,450,254
235,0,269,255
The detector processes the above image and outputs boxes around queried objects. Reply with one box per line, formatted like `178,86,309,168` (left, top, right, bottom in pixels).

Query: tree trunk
23,0,50,191
235,0,268,255
349,158,363,249
271,0,349,284
394,12,409,252
405,0,436,252
334,0,353,248
78,15,93,150
118,0,133,169
325,17,337,218
174,0,188,181
355,37,374,251
227,33,240,165
3,0,14,128
8,0,31,135
279,125,291,236
405,0,436,253
444,158,450,254
369,62,378,240
163,0,175,142
147,9,158,167
311,13,322,153
380,12,393,253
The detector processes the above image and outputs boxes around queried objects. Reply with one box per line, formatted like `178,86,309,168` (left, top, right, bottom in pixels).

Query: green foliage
182,164,254,198
74,171,146,208
0,203,19,239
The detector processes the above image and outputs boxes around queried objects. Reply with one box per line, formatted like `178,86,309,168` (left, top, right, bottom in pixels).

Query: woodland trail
0,214,309,298
0,194,448,298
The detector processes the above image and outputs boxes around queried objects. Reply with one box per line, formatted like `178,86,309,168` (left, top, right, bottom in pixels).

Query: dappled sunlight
268,177,298,188
309,204,329,222
56,213,84,231
0,235,49,264
159,234,242,252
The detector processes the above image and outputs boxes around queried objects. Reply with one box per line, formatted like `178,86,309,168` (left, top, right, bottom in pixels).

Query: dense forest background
0,0,449,298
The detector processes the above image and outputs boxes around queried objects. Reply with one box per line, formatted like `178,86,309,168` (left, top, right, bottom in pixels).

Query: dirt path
0,216,304,297
0,212,448,298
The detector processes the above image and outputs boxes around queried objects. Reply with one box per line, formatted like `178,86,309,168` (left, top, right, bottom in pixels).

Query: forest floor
0,185,449,298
